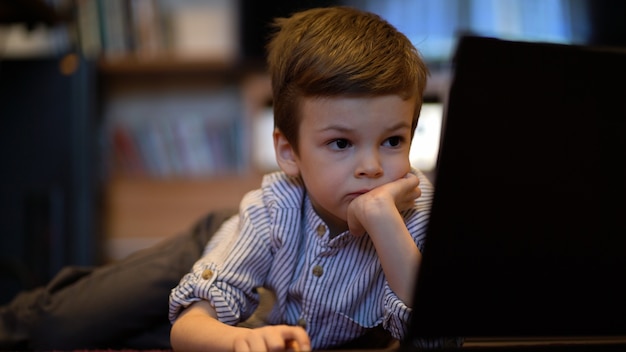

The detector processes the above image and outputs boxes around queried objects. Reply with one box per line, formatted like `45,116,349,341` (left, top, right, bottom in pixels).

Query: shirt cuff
168,261,220,323
383,285,412,340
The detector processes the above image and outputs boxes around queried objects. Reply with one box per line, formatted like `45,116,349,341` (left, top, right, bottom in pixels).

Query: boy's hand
172,300,310,352
233,325,311,352
347,172,421,237
345,172,423,303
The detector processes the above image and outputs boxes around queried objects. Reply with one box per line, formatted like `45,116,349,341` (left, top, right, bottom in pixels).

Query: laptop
402,36,626,350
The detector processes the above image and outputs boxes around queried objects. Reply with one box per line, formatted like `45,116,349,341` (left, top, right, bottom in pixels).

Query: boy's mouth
346,190,370,199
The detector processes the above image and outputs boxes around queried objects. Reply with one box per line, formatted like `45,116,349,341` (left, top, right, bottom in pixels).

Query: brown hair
266,6,429,153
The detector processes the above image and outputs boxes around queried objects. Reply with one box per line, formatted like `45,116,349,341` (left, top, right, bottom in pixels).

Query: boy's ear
273,128,300,176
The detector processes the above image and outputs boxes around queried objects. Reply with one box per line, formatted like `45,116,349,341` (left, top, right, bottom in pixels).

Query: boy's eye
329,139,351,150
383,136,403,147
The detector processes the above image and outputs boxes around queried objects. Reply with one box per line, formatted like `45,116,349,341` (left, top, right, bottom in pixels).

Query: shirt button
316,224,326,237
312,265,323,277
297,317,307,329
201,269,214,280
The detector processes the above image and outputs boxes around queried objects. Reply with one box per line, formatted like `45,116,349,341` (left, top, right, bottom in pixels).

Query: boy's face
275,94,416,233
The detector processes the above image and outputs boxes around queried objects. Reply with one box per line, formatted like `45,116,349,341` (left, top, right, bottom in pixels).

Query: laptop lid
405,36,626,346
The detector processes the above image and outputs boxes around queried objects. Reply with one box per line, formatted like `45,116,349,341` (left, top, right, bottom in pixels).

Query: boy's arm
171,300,311,352
346,172,422,305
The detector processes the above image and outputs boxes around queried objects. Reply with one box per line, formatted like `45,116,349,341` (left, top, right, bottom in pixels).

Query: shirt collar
302,193,353,247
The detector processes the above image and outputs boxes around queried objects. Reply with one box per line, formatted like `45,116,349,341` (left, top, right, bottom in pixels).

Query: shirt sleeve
382,284,412,340
168,190,274,324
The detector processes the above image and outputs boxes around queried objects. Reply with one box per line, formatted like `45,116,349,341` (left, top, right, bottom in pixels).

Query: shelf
97,56,266,78
97,56,268,105
99,56,230,74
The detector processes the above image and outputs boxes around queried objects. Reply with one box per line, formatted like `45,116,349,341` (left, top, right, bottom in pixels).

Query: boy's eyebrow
317,124,352,132
318,121,411,132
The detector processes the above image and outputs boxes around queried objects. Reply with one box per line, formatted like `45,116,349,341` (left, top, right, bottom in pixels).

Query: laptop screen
406,36,626,345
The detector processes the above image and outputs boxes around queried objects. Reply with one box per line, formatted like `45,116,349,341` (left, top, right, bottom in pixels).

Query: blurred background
0,0,624,304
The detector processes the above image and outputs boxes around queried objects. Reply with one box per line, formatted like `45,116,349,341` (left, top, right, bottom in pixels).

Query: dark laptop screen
407,36,626,342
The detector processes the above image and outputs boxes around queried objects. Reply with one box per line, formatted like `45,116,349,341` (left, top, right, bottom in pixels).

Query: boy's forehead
299,94,416,125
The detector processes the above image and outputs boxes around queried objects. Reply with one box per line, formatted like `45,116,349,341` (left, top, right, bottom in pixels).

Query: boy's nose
355,150,383,178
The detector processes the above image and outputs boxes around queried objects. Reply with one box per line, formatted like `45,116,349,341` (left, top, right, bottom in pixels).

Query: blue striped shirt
169,169,433,350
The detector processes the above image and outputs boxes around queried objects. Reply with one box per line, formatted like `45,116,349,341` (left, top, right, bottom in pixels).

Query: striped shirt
169,169,434,350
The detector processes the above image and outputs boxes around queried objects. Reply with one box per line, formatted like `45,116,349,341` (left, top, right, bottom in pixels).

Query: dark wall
0,57,100,303
239,0,340,62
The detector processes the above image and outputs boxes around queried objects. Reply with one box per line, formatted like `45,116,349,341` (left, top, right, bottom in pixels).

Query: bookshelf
98,60,271,261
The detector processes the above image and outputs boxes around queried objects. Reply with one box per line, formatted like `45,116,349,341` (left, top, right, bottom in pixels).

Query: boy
169,6,433,351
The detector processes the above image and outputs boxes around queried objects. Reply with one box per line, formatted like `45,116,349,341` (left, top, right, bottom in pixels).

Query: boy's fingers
393,173,420,198
246,336,266,352
403,172,420,187
285,327,311,351
286,339,300,351
234,338,251,352
394,174,421,210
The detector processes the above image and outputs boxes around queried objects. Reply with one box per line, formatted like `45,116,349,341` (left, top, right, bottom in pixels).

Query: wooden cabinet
103,174,263,260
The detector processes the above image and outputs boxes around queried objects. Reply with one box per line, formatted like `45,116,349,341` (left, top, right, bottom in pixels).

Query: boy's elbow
170,300,225,351
170,313,191,351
